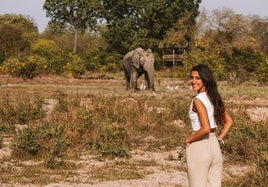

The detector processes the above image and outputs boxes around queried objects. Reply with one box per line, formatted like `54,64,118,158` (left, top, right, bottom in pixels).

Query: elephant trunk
130,71,139,90
145,71,155,90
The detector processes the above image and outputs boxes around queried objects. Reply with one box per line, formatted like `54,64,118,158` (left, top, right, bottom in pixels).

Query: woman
185,64,233,187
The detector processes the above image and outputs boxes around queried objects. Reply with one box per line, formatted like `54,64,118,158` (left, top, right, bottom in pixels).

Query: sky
0,0,267,33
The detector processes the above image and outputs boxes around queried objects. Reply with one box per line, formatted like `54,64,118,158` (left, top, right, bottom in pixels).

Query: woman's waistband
193,128,217,134
210,128,216,133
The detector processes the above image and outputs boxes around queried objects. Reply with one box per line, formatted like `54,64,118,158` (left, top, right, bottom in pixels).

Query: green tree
41,26,107,55
31,39,64,74
101,0,201,54
43,0,102,53
64,53,85,78
85,48,122,72
0,14,38,39
0,14,38,62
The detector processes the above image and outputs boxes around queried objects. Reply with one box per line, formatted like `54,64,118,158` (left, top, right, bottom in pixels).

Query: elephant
123,47,155,91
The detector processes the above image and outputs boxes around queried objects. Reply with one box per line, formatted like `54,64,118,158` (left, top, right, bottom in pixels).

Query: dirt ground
0,74,267,187
0,137,250,187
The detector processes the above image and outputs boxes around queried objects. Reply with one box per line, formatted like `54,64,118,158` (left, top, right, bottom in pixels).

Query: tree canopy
43,0,102,53
1,3,267,84
0,14,39,61
188,8,268,85
43,0,201,54
101,0,201,54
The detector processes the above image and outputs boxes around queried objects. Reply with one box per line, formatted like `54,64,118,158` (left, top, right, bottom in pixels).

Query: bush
13,127,42,157
94,123,129,158
0,93,45,125
1,54,47,79
31,39,65,75
222,109,268,186
5,82,267,184
10,93,186,161
85,48,122,72
256,56,268,85
153,52,162,70
64,53,85,78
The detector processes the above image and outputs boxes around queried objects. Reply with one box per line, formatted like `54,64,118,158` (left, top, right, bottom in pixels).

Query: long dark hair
191,64,225,126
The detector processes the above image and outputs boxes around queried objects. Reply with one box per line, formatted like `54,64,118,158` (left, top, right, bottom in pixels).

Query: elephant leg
125,76,130,89
123,69,131,90
123,65,131,90
144,73,149,89
130,71,139,90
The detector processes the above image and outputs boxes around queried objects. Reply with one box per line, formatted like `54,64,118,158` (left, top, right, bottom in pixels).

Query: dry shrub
10,92,191,164
6,87,267,186
222,109,268,186
0,93,45,125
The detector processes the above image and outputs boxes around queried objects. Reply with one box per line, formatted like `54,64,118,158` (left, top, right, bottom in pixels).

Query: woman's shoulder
195,92,207,100
195,92,212,106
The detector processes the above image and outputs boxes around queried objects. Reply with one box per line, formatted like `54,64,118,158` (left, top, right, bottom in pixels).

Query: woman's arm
217,111,233,140
186,98,211,146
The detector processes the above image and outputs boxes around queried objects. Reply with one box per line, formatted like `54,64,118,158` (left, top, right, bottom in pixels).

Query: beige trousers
186,133,223,187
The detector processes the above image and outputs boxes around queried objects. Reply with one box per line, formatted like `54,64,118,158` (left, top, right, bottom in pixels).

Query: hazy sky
0,0,267,33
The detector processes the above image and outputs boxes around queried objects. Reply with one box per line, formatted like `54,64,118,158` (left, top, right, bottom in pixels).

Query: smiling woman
185,64,233,187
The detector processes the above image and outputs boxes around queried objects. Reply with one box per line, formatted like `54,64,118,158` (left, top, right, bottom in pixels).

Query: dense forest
0,0,267,85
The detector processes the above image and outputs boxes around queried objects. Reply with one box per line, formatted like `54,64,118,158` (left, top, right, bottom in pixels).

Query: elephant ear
132,51,140,69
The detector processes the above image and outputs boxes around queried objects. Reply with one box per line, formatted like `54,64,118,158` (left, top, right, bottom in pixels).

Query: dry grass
0,73,267,186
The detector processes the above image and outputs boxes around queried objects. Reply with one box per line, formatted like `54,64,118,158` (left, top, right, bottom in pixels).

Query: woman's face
190,70,206,93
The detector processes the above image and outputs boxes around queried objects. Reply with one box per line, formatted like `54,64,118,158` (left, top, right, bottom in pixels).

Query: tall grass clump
11,92,191,166
222,108,268,186
94,122,129,158
11,94,132,166
84,95,134,157
0,93,45,125
113,94,190,151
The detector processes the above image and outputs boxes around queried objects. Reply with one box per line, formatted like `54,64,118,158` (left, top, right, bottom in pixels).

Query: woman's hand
185,138,191,147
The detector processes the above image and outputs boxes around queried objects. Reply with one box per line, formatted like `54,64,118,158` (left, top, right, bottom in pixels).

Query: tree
41,26,107,55
101,0,201,54
0,25,25,58
163,12,197,48
0,14,38,38
250,16,268,55
31,39,65,74
191,8,267,85
0,14,39,61
43,0,102,53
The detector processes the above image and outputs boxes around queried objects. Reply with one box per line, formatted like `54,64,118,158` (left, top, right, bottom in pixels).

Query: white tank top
189,92,217,131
